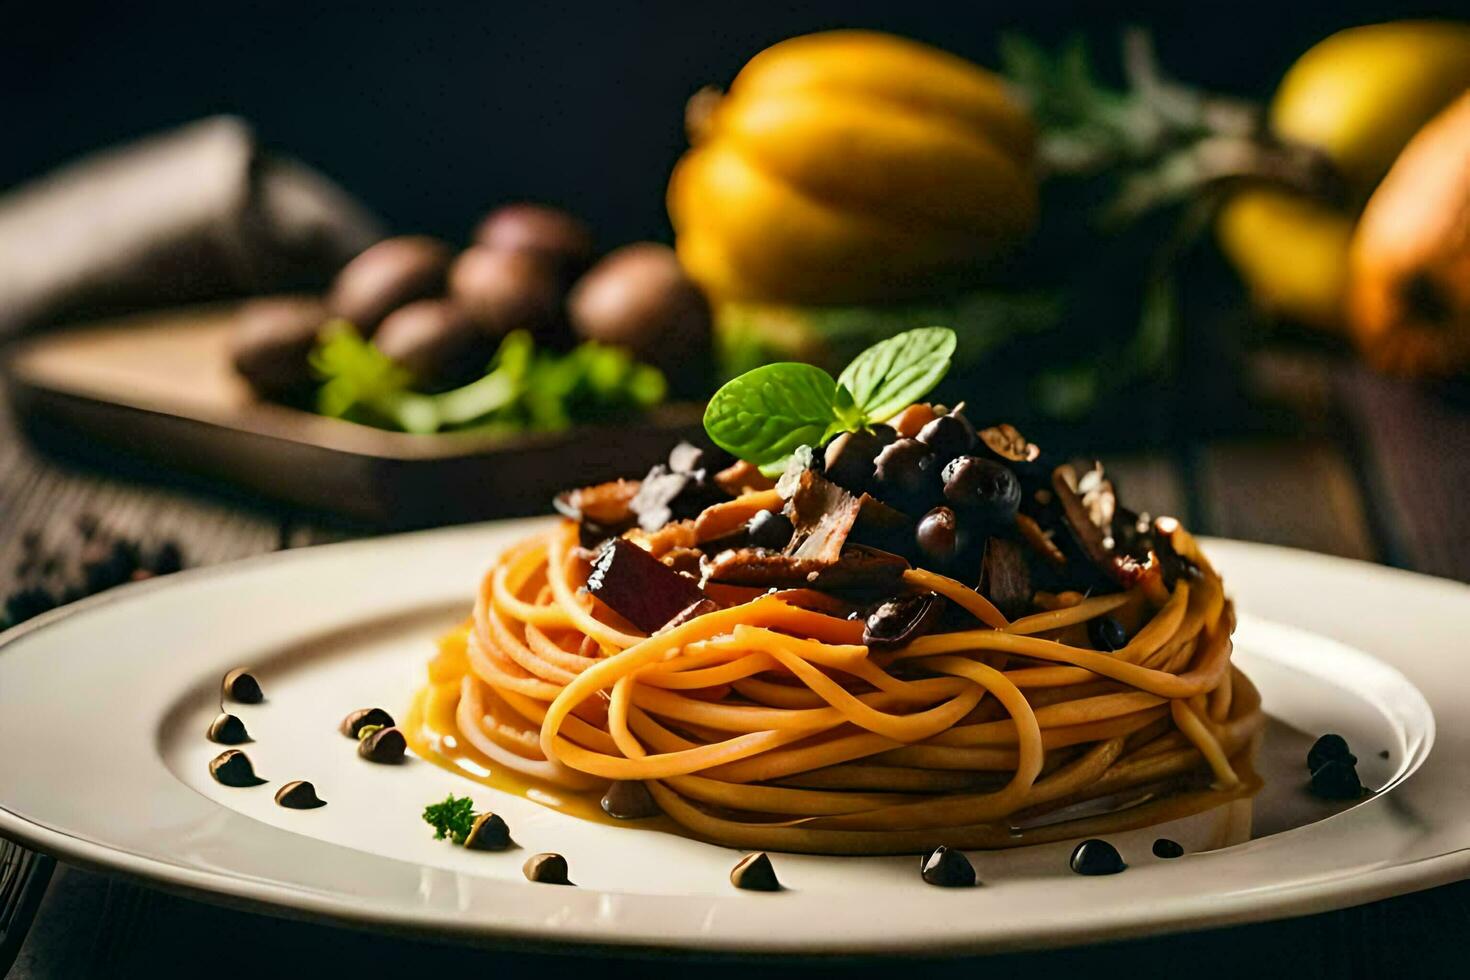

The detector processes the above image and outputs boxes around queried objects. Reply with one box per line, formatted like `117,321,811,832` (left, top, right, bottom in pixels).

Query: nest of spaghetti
422,409,1264,855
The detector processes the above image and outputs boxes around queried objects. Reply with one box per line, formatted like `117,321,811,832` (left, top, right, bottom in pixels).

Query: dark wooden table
2,352,1468,979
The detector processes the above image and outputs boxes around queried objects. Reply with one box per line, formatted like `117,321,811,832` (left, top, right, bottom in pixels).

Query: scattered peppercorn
523,852,572,885
1309,758,1366,800
207,712,251,745
729,852,781,891
1306,733,1355,773
464,812,513,851
920,845,977,887
209,749,265,787
1069,838,1126,875
340,707,395,739
1152,838,1184,859
600,780,660,819
1,519,186,629
275,780,326,809
222,667,264,704
358,726,407,763
3,585,57,627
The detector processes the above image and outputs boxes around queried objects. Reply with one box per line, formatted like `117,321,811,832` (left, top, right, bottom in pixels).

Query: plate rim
1,527,1468,956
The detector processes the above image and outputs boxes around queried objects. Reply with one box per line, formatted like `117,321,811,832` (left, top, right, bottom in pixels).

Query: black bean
1088,616,1128,652
941,456,1021,528
523,852,572,885
729,852,781,891
916,506,960,565
823,430,884,492
1152,838,1184,859
916,412,976,465
1306,733,1355,773
746,510,795,550
873,438,940,510
920,845,977,887
1309,758,1366,800
1069,839,1126,875
275,780,326,809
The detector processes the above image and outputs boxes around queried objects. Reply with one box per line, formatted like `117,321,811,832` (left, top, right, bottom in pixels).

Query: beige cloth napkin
0,116,383,335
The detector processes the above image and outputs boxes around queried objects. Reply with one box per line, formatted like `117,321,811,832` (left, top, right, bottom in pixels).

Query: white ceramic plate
0,521,1466,955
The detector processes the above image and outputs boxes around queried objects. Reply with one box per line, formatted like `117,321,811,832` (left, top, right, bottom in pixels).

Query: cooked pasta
405,504,1263,855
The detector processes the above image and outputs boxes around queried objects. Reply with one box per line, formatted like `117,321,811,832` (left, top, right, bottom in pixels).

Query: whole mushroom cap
567,242,712,394
327,235,453,335
475,203,595,277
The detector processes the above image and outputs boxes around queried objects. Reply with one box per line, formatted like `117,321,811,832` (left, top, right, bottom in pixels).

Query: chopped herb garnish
422,793,477,844
311,323,666,435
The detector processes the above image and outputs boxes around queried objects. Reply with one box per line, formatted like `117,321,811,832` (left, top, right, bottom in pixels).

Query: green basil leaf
703,362,840,467
831,382,868,430
837,326,957,423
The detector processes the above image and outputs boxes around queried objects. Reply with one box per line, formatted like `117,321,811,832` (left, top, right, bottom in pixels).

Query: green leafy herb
310,324,666,435
837,326,957,424
703,362,842,474
703,326,956,472
422,794,476,845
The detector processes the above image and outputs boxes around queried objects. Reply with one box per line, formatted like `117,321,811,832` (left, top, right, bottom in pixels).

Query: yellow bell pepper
1218,20,1470,333
668,30,1037,305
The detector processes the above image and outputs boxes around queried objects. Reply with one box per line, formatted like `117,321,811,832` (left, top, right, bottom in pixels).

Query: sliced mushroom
706,544,907,592
785,469,863,564
977,424,1042,467
1052,462,1159,589
1052,462,1116,569
807,545,910,592
553,479,640,527
704,549,827,586
630,462,723,532
978,537,1032,619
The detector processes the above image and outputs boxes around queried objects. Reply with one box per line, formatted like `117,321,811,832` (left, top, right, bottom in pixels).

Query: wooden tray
3,304,704,527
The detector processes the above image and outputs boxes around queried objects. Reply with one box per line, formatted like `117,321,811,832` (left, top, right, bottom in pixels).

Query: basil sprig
703,326,956,474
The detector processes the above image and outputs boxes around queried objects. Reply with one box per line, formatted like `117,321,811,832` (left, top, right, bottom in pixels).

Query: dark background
6,0,1469,249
